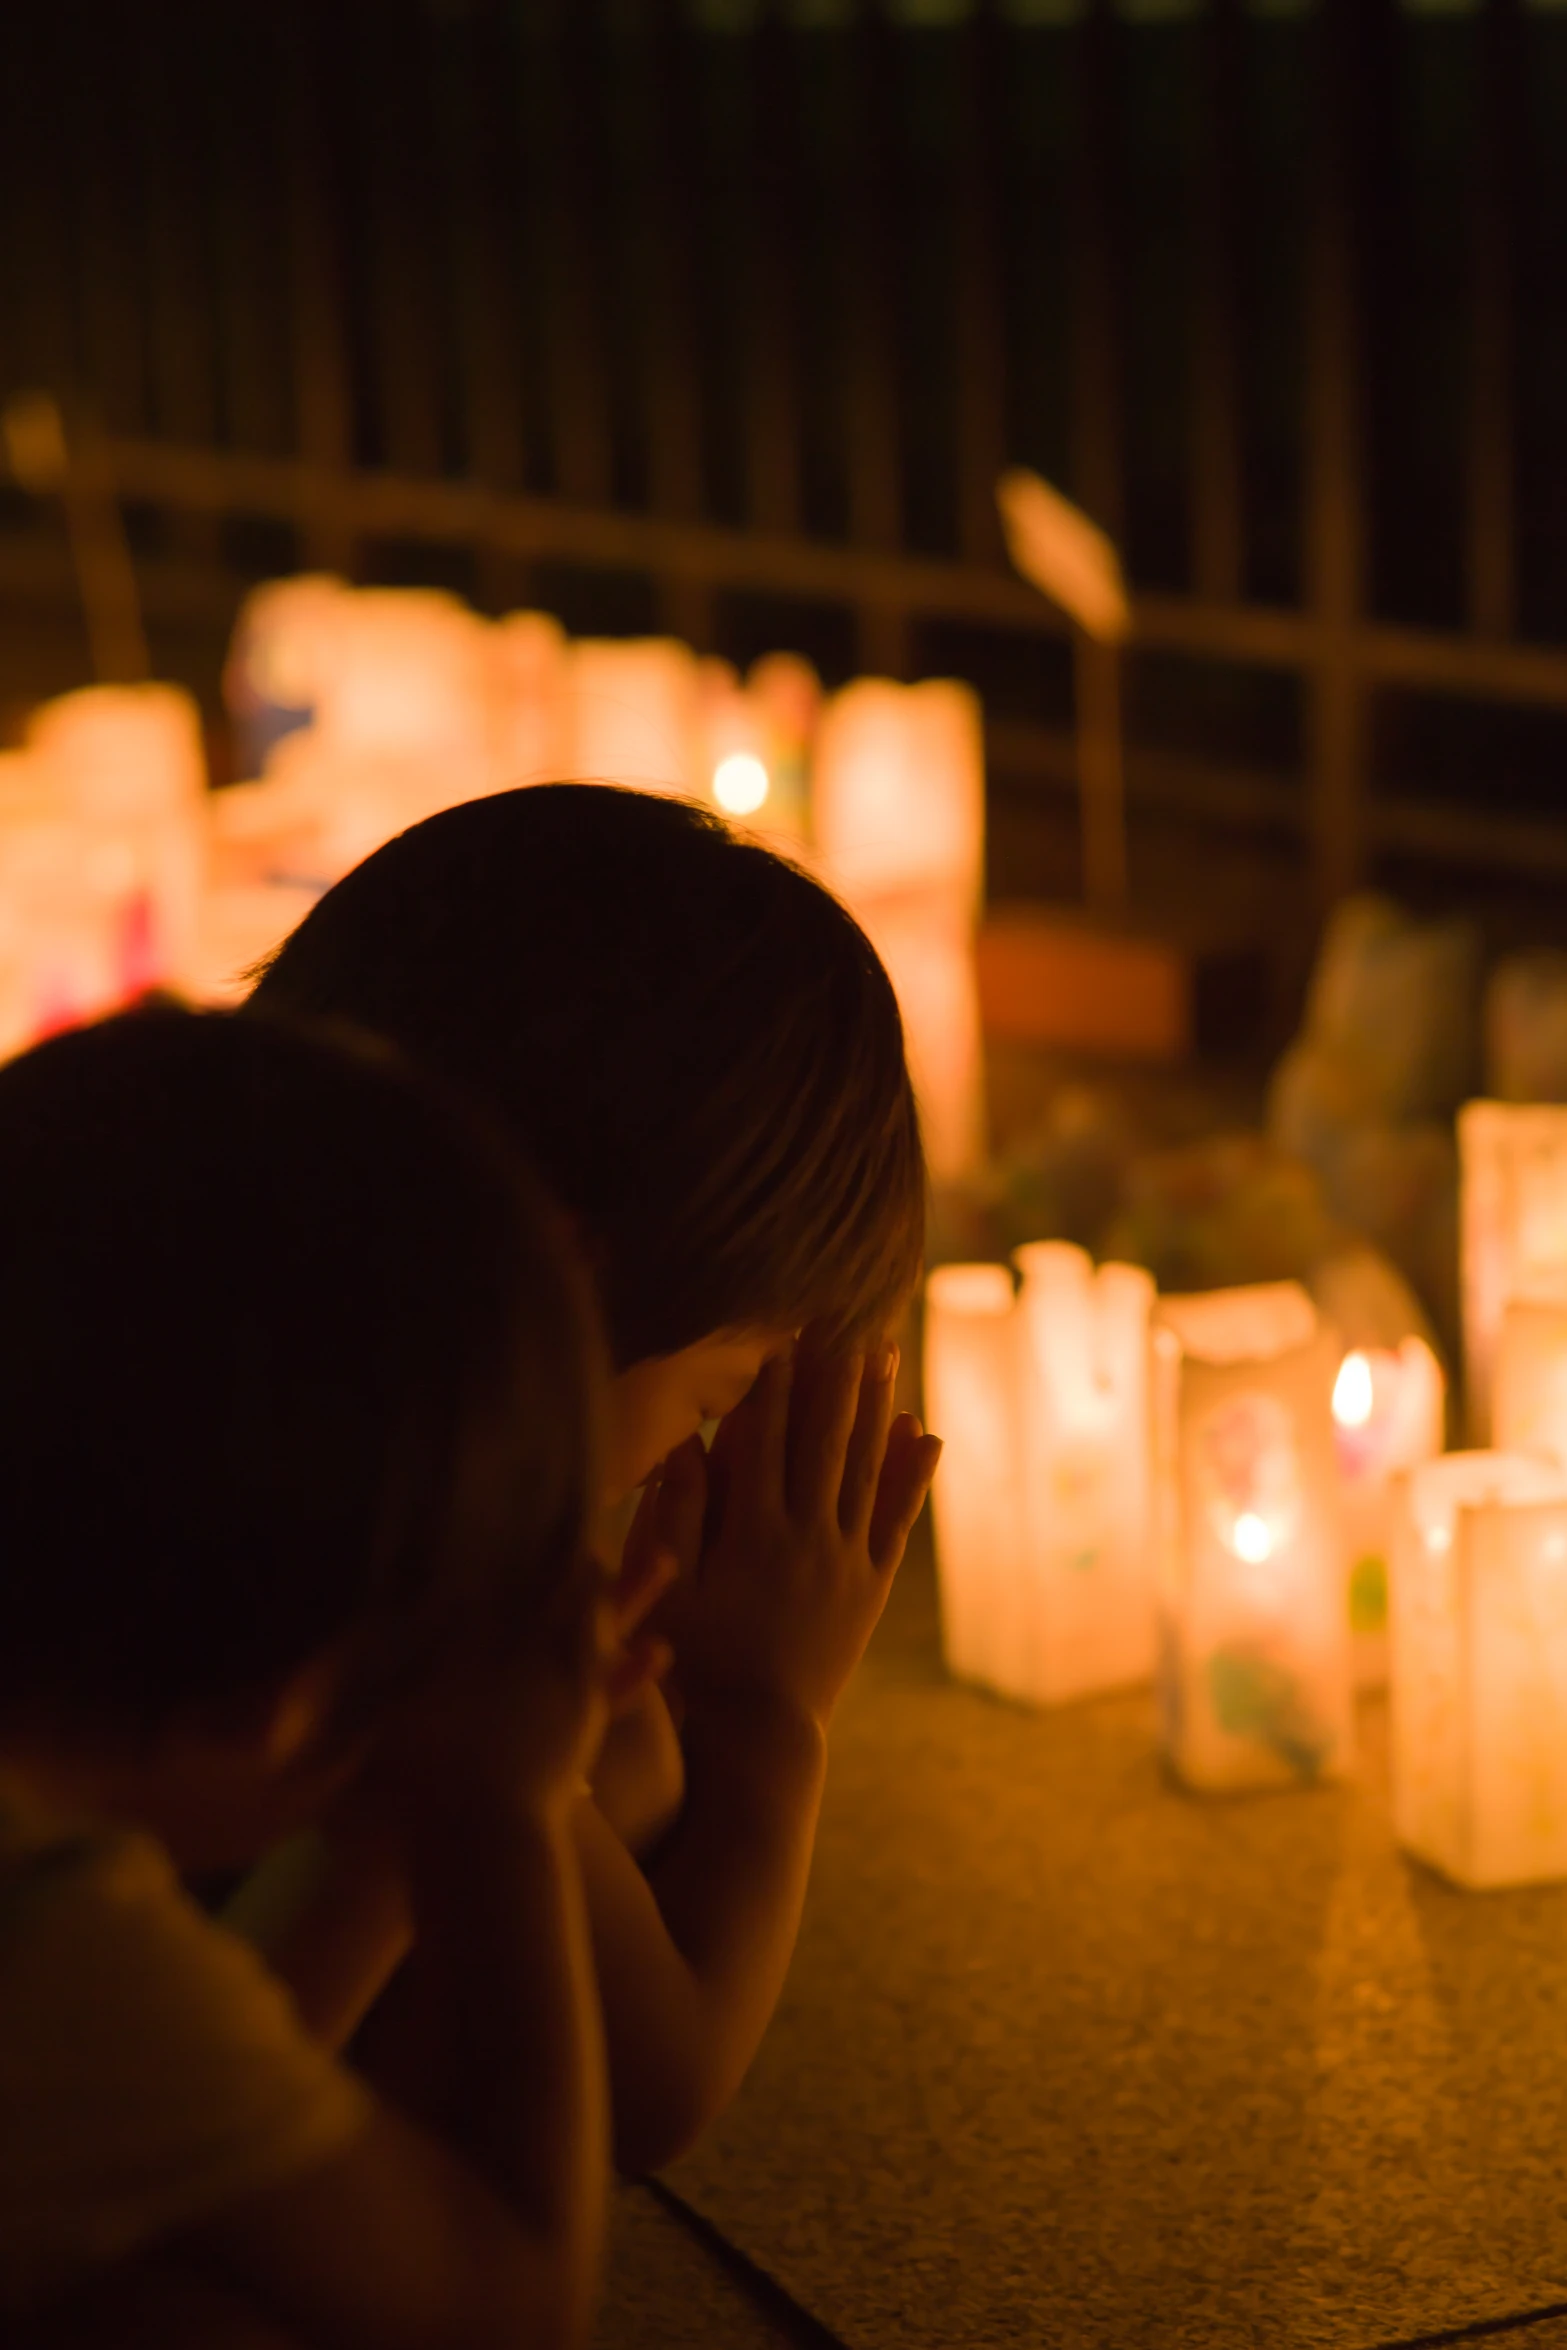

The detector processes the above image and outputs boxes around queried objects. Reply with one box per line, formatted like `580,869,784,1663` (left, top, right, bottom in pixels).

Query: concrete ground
596,1521,1567,2349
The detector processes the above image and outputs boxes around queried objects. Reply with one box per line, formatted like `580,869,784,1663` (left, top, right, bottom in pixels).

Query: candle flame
1333,1351,1375,1431
713,752,769,817
1232,1511,1275,1566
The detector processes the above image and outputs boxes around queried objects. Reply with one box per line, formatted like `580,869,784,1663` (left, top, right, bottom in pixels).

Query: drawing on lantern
1154,1282,1353,1794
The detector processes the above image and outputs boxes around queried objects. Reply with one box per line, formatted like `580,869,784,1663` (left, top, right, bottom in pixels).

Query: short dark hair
250,785,926,1365
0,1006,597,1740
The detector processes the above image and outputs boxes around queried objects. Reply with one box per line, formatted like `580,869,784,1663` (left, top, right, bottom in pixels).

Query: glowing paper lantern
1013,1242,1156,1701
490,610,570,786
1332,1338,1446,1689
813,677,983,913
224,574,348,779
1392,1451,1567,1888
219,588,503,887
1154,1282,1354,1792
813,678,986,1181
747,652,820,847
923,1244,1155,1705
1493,1293,1567,1468
23,684,208,995
863,898,986,1182
1460,1102,1567,1442
566,638,703,795
923,1264,1027,1698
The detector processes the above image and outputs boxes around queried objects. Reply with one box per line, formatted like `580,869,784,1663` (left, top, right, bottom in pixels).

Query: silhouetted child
0,1006,639,2350
246,783,943,2176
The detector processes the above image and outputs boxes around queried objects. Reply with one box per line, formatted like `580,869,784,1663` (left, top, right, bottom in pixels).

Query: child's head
0,1005,599,1865
250,783,926,1498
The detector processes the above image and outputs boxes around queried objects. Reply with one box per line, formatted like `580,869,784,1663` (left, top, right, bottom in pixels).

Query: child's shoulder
0,1774,371,2321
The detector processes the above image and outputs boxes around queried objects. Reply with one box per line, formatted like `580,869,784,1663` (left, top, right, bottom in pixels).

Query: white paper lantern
812,678,986,1181
1154,1282,1354,1792
924,1245,1155,1706
565,638,703,795
1392,1451,1567,1889
1460,1101,1567,1442
22,684,208,996
812,677,984,914
923,1263,1027,1698
1494,1294,1567,1468
1013,1242,1156,1702
1332,1337,1446,1689
491,610,570,787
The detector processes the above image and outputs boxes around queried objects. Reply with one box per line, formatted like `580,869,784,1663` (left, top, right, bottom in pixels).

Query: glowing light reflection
1333,1350,1375,1431
713,752,769,816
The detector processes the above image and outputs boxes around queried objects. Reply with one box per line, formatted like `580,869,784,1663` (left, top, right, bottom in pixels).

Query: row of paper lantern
927,1115,1567,1893
0,581,990,1181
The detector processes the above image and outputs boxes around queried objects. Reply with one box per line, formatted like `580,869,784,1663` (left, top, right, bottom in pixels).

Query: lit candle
1013,1241,1156,1701
812,678,986,1181
923,1263,1027,1698
1331,1338,1446,1689
1154,1282,1354,1791
1392,1451,1567,1888
1459,1100,1567,1442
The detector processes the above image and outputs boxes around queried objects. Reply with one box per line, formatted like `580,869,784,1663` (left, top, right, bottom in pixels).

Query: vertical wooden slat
645,0,714,648
745,9,803,539
276,0,357,570
953,6,1008,571
69,12,148,438
1191,0,1244,605
1070,0,1127,912
357,3,446,480
0,13,76,406
1467,0,1520,643
438,7,527,497
846,5,908,679
1069,0,1123,550
134,2,220,565
1305,0,1368,908
534,6,613,514
436,3,530,610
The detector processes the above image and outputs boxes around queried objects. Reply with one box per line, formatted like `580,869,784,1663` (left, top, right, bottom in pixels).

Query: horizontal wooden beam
81,438,1567,718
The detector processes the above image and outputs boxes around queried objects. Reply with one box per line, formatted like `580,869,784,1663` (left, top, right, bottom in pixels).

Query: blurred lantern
747,651,820,848
923,1263,1027,1699
1154,1282,1354,1792
1331,1337,1445,1689
923,1243,1155,1706
22,682,208,1001
220,588,500,886
1013,1243,1156,1701
1493,1292,1567,1468
565,638,703,796
1460,1102,1567,1442
813,678,986,1181
224,574,348,781
490,610,570,787
1392,1451,1567,1889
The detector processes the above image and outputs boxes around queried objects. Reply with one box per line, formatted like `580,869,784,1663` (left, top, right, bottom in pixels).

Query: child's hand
681,1326,942,1732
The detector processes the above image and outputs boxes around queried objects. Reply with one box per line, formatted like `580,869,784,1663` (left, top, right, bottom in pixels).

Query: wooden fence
4,0,1567,911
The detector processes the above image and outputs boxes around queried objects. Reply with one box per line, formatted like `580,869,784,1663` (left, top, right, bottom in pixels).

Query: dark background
4,0,1567,1011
